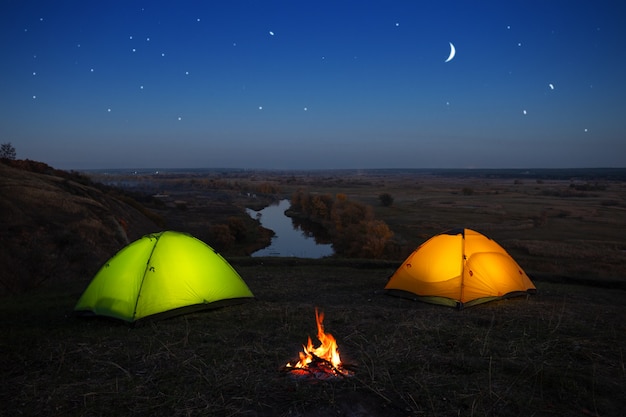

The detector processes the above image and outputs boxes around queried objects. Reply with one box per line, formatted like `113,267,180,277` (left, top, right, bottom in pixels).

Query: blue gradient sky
2,1,625,169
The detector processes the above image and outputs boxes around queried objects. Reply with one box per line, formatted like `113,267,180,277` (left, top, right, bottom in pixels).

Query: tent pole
460,230,466,304
132,232,162,321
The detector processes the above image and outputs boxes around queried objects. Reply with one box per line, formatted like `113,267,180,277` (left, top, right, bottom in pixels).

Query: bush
208,224,235,251
378,193,393,207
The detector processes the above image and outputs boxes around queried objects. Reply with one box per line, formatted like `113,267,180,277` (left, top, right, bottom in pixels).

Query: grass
1,259,624,416
2,167,625,416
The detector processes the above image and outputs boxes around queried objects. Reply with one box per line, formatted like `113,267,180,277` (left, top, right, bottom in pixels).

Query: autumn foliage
290,190,393,258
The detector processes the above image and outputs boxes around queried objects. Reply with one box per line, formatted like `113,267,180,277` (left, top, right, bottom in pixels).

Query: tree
331,199,372,232
333,219,393,259
378,193,393,207
360,220,394,258
0,142,16,160
290,189,309,213
208,224,235,251
310,194,333,220
227,216,247,242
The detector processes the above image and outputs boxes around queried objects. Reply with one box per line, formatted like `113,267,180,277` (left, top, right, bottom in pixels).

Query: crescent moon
445,42,456,62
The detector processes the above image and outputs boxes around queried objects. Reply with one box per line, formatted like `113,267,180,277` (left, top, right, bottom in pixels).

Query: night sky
2,1,625,170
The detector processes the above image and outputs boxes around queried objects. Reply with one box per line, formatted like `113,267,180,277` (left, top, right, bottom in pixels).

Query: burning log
283,308,354,380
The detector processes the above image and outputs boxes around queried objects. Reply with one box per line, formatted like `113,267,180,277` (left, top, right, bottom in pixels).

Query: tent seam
132,232,162,321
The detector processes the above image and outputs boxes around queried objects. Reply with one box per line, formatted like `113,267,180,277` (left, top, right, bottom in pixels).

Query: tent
385,228,535,308
74,231,254,323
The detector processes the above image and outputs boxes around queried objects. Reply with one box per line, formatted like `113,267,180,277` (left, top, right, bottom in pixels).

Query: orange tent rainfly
385,228,536,309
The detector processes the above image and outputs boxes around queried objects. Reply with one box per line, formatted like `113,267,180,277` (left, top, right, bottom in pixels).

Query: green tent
74,231,254,323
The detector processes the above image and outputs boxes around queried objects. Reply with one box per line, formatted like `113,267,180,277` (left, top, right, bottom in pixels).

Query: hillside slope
0,161,160,293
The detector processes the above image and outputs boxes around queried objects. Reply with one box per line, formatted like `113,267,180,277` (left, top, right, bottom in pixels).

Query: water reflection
247,200,333,258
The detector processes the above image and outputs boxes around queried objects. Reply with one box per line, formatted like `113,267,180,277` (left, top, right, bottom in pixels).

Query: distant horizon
75,165,626,173
6,156,626,173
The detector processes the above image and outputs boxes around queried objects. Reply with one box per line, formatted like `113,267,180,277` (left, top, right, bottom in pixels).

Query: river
246,199,333,258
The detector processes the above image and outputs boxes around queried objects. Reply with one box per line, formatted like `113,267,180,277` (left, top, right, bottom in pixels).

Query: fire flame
286,308,345,372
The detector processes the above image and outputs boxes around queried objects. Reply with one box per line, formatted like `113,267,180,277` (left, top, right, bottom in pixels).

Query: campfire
284,308,354,379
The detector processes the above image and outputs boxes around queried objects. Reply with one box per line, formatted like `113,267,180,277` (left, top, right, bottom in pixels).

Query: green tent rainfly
74,231,254,323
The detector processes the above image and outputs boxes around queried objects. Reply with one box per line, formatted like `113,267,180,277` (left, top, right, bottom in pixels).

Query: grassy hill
0,160,161,293
1,162,624,416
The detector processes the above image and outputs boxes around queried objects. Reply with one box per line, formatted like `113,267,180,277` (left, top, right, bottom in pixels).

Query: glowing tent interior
385,228,536,308
74,231,254,323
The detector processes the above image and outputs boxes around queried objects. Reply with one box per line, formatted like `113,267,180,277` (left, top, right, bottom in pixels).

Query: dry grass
1,260,624,417
350,174,626,282
2,167,625,416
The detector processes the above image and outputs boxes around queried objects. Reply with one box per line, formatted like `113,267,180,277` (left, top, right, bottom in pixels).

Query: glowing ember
285,308,353,378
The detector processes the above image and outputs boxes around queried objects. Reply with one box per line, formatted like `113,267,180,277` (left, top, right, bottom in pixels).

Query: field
1,168,625,416
86,168,626,282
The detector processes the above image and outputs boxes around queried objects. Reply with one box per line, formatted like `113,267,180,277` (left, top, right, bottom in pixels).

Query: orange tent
385,228,536,308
